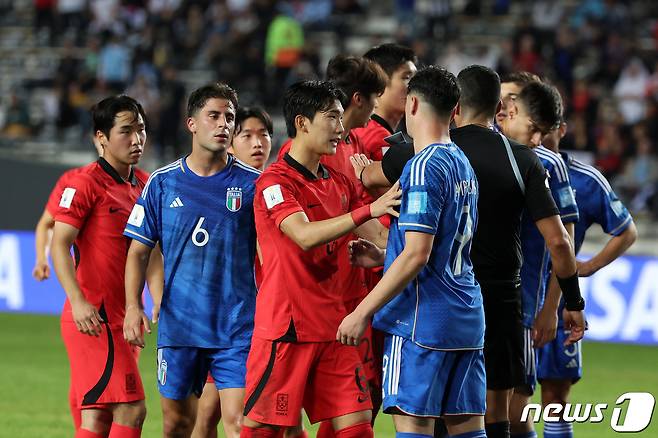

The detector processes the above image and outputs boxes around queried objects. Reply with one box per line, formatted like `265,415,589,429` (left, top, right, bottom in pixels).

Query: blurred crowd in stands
0,0,657,218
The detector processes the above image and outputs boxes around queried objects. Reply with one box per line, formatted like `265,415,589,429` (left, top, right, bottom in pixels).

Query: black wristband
558,272,585,311
359,166,366,185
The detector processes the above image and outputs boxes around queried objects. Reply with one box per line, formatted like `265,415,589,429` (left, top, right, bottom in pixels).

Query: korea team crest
226,187,243,212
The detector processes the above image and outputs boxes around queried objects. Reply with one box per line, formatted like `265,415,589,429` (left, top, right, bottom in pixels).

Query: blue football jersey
124,155,259,348
520,146,579,328
554,153,632,325
373,143,485,350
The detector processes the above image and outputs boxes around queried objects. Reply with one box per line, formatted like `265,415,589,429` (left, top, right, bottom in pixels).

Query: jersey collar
371,113,395,135
283,153,330,180
97,157,137,185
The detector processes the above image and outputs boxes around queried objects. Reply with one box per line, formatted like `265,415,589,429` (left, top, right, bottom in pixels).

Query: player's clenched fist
369,181,401,218
32,260,50,281
123,305,151,348
70,297,104,336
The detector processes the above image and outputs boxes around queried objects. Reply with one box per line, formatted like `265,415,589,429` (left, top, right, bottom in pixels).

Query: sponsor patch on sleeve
558,187,576,208
263,184,284,209
407,191,428,214
127,204,145,227
59,187,76,209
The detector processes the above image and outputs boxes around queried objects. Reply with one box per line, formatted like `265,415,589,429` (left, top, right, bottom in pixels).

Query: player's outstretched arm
52,221,104,336
337,231,433,346
578,221,637,277
33,209,55,281
124,239,154,348
145,243,164,323
350,154,391,189
279,182,400,251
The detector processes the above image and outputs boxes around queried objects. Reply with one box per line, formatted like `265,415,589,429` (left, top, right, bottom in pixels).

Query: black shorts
481,282,525,390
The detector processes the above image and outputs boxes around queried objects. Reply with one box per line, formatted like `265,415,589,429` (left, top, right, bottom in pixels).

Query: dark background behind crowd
1,0,657,220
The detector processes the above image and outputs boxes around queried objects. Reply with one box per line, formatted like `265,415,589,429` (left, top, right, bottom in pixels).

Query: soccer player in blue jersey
499,79,586,438
123,83,258,438
338,66,487,438
536,122,637,438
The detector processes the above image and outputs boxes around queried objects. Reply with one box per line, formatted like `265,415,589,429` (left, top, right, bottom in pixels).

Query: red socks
335,422,374,438
241,425,279,438
317,421,336,438
108,423,141,438
75,429,104,438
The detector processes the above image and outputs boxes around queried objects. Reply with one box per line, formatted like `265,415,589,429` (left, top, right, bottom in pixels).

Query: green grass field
1,313,656,437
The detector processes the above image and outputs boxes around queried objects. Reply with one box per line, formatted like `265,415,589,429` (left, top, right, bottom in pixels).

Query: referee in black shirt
353,65,586,438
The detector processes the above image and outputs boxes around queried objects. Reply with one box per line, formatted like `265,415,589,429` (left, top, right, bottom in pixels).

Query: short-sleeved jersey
520,146,579,327
554,153,633,325
277,135,368,303
253,153,362,342
55,158,148,329
373,143,485,350
123,155,259,348
351,114,396,162
45,167,83,216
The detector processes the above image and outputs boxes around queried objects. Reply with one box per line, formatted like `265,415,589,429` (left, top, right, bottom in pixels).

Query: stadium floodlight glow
521,392,656,432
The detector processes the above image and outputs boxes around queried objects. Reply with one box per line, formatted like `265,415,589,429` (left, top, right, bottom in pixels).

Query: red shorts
61,321,144,409
206,373,214,384
243,338,372,427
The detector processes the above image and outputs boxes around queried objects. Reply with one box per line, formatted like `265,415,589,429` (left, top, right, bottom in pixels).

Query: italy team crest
226,187,242,212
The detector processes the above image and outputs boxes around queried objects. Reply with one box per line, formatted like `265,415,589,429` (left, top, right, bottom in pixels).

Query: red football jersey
45,168,83,216
277,135,369,303
253,154,363,342
350,114,395,162
55,158,148,329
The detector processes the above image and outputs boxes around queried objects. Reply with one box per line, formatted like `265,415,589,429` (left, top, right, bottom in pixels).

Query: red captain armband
350,205,372,226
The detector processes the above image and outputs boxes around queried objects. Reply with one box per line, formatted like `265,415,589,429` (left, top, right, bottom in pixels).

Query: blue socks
544,421,574,438
396,433,433,438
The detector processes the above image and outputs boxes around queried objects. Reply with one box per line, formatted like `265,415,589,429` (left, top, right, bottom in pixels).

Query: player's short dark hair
517,81,563,135
363,43,417,78
501,71,540,87
407,66,460,120
91,95,147,139
187,83,238,117
457,65,501,118
283,80,346,138
235,106,273,135
326,55,387,109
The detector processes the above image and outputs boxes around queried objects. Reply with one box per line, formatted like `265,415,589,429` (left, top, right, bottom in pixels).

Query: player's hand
348,238,385,268
576,259,598,277
370,181,401,218
337,310,369,346
562,308,586,346
151,301,160,324
32,260,50,281
349,153,372,183
123,305,151,348
71,298,104,336
532,307,558,348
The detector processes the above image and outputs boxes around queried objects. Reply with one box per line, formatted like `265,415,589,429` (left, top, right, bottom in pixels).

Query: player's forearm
125,243,152,310
34,210,54,263
537,216,577,278
145,245,164,308
587,222,637,273
543,273,561,314
355,248,428,318
51,239,85,303
362,162,391,189
283,212,361,251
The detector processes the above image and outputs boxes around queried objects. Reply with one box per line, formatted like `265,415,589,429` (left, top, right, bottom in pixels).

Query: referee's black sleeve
381,143,414,184
524,151,559,221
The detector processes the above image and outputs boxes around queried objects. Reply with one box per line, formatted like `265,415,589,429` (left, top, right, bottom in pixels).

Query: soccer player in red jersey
274,55,388,438
240,80,400,438
351,43,417,163
51,95,162,438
